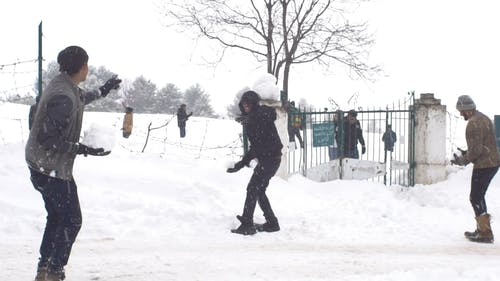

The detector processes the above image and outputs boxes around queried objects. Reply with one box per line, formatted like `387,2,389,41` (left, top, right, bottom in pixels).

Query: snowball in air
252,73,280,101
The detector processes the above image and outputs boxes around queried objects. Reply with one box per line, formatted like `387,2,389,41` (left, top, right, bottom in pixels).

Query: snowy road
3,238,500,281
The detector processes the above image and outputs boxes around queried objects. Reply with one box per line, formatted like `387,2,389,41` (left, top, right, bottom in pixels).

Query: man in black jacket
26,46,121,281
177,104,193,138
341,110,366,159
227,90,283,235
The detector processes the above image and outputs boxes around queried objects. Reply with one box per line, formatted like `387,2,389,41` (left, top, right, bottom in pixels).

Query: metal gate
287,93,416,186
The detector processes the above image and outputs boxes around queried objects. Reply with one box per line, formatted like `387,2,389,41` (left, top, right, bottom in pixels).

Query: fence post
37,21,43,102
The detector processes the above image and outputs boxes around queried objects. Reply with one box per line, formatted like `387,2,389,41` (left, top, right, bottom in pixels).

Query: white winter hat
456,95,476,111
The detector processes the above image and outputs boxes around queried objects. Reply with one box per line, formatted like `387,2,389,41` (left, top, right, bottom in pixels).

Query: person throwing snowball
227,90,283,235
26,45,121,280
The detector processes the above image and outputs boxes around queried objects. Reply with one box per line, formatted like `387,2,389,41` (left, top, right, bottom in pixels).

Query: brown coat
465,110,500,169
122,111,133,138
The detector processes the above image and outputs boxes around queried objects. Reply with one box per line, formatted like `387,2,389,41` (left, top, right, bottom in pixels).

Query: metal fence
288,95,416,186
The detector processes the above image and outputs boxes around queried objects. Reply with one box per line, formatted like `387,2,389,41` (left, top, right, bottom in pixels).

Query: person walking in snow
26,46,121,281
177,104,193,138
339,110,366,159
451,95,500,243
227,90,283,235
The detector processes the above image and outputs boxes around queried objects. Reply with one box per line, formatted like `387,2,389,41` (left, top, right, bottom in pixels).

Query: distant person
451,95,500,243
287,101,304,149
122,106,134,138
340,110,365,159
26,46,121,281
177,104,193,138
382,124,397,152
227,90,283,235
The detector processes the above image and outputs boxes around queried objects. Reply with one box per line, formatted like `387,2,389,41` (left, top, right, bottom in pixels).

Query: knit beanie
456,95,476,111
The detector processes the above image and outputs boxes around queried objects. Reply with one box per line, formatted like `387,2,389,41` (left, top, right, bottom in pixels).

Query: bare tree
160,0,379,96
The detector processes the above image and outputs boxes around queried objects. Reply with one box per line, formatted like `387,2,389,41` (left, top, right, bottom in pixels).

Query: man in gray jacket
452,95,500,243
26,46,121,281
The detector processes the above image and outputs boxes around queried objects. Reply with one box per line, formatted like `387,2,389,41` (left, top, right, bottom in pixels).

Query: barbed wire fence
1,57,245,160
0,58,39,102
0,107,244,163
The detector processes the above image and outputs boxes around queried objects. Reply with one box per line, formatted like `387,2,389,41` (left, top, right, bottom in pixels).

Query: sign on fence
312,122,335,147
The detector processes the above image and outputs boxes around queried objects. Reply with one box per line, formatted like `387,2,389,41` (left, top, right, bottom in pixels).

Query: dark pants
470,166,499,217
179,126,186,138
241,157,281,222
29,168,82,271
344,148,359,159
328,146,338,160
288,127,304,148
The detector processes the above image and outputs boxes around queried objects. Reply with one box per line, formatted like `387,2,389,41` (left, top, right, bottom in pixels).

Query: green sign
495,115,500,152
312,122,335,147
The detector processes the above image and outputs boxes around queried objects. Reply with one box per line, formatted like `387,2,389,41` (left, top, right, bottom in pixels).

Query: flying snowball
252,73,280,101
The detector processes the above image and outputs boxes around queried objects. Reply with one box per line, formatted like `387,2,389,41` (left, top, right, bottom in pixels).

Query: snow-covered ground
1,102,500,281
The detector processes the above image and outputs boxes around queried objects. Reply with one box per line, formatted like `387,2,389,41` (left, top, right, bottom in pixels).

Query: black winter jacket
238,91,283,165
342,118,365,151
177,107,192,127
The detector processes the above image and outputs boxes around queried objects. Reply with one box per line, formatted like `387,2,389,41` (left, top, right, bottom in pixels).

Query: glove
451,153,469,166
76,143,111,157
227,161,245,173
235,115,249,125
99,75,122,97
361,146,366,154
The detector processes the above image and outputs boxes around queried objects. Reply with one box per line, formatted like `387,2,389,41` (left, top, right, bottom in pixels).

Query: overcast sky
2,0,500,116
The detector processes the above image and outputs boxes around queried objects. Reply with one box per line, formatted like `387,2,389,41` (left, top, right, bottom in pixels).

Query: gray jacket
25,73,101,180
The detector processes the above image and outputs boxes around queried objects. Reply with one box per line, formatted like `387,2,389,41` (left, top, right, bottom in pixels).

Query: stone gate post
414,93,447,184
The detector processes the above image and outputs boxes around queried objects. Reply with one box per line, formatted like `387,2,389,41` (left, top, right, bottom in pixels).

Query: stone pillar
414,93,447,184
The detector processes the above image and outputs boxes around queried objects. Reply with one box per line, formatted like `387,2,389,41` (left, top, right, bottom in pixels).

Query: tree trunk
282,61,291,97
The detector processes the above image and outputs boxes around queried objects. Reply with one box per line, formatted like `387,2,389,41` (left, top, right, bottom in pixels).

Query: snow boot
231,215,257,235
255,217,280,232
467,214,494,243
464,229,479,238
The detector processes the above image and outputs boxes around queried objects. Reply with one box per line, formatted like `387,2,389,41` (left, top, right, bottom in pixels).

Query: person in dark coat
451,95,500,243
25,46,121,281
382,124,397,152
227,90,283,235
340,110,366,159
177,104,193,138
